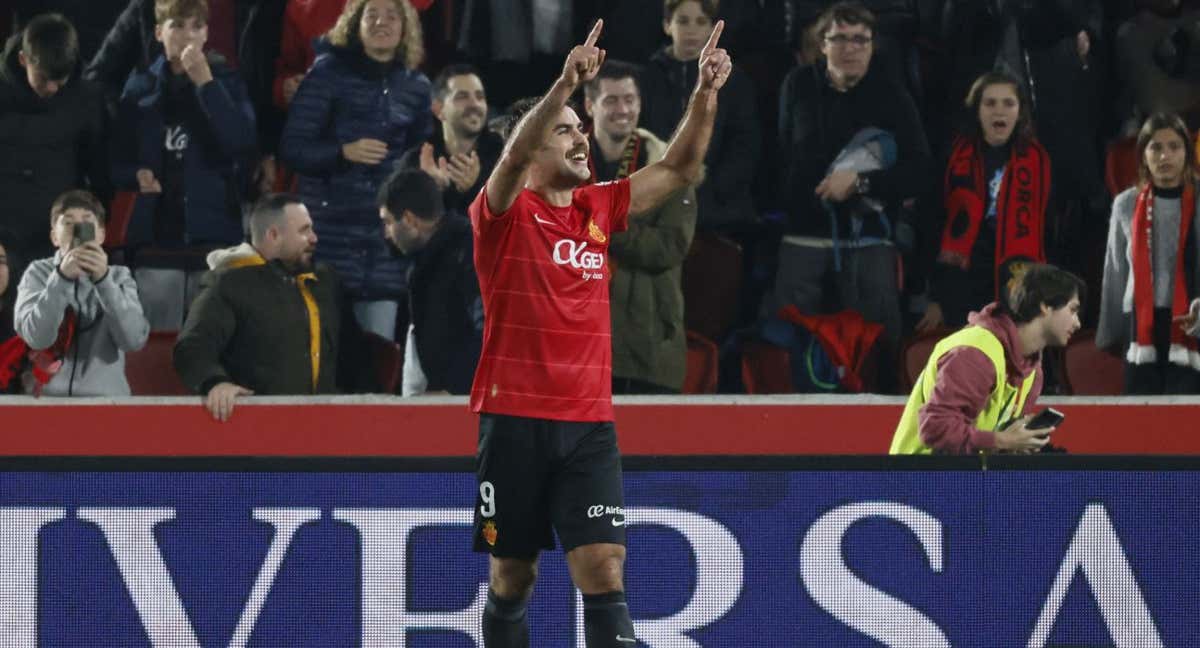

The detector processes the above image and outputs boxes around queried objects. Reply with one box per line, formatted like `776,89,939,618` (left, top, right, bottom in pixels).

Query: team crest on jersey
588,219,607,243
482,521,498,546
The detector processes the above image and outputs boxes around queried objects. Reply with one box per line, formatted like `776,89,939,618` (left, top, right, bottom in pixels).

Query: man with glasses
772,0,932,392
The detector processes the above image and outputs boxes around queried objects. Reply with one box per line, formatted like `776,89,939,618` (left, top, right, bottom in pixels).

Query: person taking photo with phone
9,190,149,396
890,263,1084,455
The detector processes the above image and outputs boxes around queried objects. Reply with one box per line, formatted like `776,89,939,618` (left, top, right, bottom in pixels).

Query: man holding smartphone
890,264,1085,455
12,189,148,396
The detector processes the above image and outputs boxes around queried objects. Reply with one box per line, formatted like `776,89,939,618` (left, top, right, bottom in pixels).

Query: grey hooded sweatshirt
14,253,149,396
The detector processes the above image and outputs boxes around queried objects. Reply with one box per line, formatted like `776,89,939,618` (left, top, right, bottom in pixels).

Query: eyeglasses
825,34,873,47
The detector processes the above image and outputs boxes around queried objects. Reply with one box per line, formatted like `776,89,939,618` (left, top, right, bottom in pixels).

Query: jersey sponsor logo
587,505,624,518
553,239,606,280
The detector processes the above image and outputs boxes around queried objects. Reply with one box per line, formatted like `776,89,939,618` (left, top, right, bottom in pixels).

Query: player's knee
490,556,537,599
567,543,625,593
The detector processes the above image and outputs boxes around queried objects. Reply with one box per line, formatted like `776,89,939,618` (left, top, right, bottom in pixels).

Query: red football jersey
469,180,631,421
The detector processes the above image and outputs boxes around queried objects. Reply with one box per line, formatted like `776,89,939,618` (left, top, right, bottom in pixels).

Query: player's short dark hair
583,60,641,102
501,97,541,142
664,0,718,21
21,14,79,81
249,193,304,243
501,96,582,142
49,189,106,227
432,63,483,101
377,169,444,221
1001,264,1086,324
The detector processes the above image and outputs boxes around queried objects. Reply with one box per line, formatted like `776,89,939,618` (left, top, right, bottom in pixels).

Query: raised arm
484,20,607,214
628,21,731,215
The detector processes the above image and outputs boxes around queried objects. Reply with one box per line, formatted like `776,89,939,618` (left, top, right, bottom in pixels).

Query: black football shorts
472,413,626,557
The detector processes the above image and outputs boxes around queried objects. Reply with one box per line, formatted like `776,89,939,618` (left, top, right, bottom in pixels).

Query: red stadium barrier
0,395,1197,456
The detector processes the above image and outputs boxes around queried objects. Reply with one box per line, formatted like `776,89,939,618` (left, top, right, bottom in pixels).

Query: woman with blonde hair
280,0,431,340
1098,112,1200,394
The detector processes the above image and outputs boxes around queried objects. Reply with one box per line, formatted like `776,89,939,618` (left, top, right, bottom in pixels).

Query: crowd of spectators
5,0,1200,412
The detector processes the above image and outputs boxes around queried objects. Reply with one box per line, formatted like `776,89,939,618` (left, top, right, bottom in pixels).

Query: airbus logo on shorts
588,505,625,526
553,240,604,270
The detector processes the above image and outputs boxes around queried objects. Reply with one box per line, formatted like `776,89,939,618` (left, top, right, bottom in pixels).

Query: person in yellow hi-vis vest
892,264,1085,454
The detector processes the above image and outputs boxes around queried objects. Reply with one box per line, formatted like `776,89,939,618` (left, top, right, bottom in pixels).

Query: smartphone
1027,407,1065,432
72,222,95,249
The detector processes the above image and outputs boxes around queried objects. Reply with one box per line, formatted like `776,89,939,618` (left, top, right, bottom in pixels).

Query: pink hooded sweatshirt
917,302,1044,454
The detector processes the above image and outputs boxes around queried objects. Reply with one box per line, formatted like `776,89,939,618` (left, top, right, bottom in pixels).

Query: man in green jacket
174,193,368,421
584,60,698,393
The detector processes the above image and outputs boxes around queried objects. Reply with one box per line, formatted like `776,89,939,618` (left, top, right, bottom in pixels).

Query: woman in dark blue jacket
280,0,431,341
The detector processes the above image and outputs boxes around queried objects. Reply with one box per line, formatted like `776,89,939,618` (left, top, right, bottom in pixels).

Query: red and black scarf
588,133,643,182
1128,182,1199,366
939,136,1050,297
0,308,77,395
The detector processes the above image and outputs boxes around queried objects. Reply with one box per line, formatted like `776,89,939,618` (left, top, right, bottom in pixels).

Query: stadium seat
365,331,404,394
127,330,404,396
1062,329,1124,395
741,339,792,394
682,232,742,343
683,330,719,394
104,191,138,249
1104,136,1138,197
898,327,955,393
125,331,191,396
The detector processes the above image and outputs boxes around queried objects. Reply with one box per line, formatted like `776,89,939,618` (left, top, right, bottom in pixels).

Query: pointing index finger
584,19,604,48
702,20,725,57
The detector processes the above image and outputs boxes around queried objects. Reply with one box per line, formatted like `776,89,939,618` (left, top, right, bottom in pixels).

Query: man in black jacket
378,168,482,396
0,14,109,267
174,193,372,421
